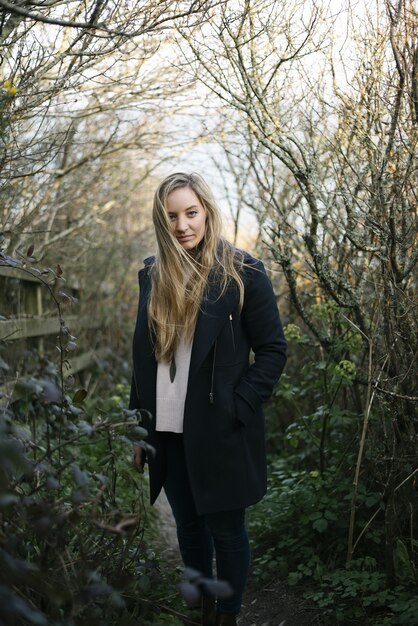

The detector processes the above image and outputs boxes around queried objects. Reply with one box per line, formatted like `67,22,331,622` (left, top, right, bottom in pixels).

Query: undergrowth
248,315,418,626
0,369,183,625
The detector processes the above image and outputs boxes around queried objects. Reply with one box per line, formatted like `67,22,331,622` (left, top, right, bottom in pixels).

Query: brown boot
216,613,238,626
201,596,217,626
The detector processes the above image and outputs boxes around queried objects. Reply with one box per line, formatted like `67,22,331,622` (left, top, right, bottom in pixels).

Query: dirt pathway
154,494,322,626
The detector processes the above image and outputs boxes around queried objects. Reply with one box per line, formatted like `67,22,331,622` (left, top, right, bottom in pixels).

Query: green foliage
251,307,418,625
249,459,383,581
249,450,417,624
305,566,418,625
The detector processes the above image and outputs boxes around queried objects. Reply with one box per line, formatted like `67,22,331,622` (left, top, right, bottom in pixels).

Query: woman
130,172,287,625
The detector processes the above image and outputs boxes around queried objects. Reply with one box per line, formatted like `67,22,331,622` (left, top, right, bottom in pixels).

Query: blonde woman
130,172,287,625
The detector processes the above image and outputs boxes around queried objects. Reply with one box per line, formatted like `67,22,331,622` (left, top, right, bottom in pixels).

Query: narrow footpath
154,493,322,626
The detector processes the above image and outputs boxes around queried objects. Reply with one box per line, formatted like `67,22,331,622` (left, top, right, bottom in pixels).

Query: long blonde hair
149,172,245,362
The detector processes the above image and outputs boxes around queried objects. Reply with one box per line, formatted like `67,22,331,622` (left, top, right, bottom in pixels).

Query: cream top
155,334,193,433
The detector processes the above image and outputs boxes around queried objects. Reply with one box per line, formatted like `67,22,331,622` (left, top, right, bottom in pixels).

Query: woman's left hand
133,445,145,473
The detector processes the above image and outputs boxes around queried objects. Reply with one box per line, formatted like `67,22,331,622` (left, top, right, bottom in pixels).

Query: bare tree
0,1,219,279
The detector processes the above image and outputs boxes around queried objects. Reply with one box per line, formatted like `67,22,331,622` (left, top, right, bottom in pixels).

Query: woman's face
166,186,206,251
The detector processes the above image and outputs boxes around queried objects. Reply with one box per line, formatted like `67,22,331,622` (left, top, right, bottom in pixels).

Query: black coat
129,252,287,515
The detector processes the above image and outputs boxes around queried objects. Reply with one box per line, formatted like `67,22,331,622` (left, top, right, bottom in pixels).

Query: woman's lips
178,235,193,242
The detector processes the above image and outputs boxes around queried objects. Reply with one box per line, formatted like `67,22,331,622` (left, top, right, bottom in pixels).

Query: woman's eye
187,211,197,217
168,215,176,222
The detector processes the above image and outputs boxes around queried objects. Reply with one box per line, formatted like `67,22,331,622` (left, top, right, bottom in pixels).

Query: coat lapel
189,272,239,377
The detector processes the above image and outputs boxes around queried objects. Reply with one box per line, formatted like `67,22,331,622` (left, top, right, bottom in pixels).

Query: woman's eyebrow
168,205,199,213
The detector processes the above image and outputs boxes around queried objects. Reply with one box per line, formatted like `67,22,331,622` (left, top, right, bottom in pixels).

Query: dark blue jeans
161,432,250,615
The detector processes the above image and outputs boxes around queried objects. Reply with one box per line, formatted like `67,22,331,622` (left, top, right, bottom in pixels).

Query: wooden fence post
0,266,106,405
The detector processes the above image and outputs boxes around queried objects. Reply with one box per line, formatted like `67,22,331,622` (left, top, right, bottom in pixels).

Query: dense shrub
0,372,183,626
249,321,418,625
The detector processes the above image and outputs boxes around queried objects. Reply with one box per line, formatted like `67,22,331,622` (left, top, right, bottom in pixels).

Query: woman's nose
176,215,188,232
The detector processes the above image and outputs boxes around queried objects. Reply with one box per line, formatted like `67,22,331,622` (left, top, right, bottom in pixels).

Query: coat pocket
233,389,256,427
222,383,257,428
